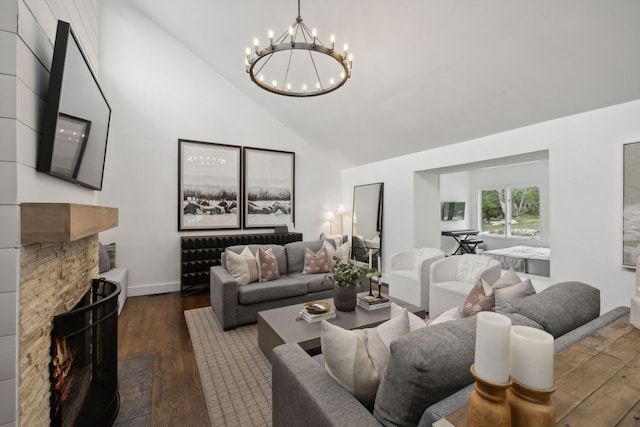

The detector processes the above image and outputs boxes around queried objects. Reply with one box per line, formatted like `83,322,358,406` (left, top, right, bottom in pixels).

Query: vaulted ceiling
128,0,640,168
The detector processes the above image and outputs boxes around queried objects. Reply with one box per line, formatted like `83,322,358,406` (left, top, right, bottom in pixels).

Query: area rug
114,354,154,426
185,307,272,426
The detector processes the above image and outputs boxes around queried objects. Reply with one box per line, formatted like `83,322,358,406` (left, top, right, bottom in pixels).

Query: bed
483,245,550,277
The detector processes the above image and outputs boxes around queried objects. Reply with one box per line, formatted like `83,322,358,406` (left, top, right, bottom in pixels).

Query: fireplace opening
50,278,121,427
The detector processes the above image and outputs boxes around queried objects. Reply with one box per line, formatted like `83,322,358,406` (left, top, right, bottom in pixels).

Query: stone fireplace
19,203,118,426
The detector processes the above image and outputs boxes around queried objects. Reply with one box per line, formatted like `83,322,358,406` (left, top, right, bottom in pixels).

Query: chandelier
245,0,352,97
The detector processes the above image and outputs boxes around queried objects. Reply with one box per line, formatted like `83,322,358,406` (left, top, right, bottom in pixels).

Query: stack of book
302,309,336,323
357,295,391,310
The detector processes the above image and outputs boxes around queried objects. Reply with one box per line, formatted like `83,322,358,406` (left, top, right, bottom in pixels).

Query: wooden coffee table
257,293,425,362
441,313,640,426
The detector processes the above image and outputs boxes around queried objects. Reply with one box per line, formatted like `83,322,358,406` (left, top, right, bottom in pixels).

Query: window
480,186,540,239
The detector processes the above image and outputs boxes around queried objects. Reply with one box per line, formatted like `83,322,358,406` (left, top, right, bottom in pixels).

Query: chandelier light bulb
343,43,348,59
330,34,335,50
268,29,274,45
259,74,264,82
302,84,307,92
288,26,294,43
254,38,259,54
287,83,292,91
312,28,317,44
330,78,335,85
340,71,345,79
272,80,277,88
316,82,321,90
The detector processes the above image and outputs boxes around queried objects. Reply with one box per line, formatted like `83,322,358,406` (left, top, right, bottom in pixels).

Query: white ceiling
128,0,640,168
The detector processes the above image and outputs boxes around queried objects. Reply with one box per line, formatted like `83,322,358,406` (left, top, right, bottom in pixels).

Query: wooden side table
443,314,640,426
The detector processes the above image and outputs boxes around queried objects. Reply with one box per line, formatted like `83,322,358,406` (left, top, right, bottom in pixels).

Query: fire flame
52,337,76,415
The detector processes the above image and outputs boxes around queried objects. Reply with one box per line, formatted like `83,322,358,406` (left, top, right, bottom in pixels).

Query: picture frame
178,139,241,231
623,141,640,268
243,147,295,229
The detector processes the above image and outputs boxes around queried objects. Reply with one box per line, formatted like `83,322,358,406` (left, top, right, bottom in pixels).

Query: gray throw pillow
98,243,111,274
511,281,600,338
494,279,536,313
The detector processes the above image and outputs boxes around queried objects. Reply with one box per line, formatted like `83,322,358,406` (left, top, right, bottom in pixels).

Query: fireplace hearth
50,278,121,427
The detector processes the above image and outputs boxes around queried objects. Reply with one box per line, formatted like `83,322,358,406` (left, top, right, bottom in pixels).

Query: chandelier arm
282,48,294,91
307,49,323,90
254,51,275,76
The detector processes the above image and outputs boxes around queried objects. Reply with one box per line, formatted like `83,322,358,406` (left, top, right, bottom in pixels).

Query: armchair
429,254,501,317
388,248,445,310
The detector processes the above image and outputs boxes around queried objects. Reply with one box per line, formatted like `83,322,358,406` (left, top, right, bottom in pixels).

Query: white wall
97,0,342,296
342,100,640,314
0,0,100,425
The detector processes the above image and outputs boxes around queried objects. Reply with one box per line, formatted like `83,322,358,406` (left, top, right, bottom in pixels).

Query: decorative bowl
305,300,330,314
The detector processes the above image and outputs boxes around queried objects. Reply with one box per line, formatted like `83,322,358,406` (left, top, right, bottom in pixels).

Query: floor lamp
336,204,347,235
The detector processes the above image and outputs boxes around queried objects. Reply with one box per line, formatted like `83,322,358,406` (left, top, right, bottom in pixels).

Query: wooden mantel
21,203,118,243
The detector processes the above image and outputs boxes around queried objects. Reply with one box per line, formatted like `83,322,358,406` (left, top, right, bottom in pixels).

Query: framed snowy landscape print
243,147,295,229
178,139,241,230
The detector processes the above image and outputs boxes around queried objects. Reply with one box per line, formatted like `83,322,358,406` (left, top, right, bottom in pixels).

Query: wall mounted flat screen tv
37,20,111,190
442,202,465,221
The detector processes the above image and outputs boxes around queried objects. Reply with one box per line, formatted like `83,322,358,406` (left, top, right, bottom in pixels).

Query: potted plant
324,257,380,311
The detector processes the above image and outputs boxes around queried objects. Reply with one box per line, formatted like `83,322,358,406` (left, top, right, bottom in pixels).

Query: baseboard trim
128,281,180,297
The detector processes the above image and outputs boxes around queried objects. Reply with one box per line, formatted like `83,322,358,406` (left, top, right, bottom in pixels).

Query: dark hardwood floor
118,291,212,426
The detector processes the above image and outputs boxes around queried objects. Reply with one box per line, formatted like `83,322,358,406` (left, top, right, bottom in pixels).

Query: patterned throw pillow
462,278,495,318
255,248,280,282
456,255,492,283
302,247,331,274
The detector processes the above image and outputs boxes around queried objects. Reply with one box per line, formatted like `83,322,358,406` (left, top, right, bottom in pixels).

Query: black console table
180,232,303,294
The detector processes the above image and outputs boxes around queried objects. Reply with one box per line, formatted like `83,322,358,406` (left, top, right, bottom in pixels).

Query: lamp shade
336,203,347,215
326,211,335,222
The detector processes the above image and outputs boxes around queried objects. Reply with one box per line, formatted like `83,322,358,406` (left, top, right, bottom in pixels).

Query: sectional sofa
271,281,629,426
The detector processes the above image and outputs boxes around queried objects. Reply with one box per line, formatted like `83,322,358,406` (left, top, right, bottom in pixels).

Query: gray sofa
272,281,630,426
210,239,337,330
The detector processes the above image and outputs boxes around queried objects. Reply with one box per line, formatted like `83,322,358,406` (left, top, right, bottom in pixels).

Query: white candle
474,312,511,385
509,325,554,390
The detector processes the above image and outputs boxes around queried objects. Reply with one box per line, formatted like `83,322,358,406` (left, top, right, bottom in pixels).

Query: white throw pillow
321,310,410,406
323,240,337,267
225,247,258,285
390,302,426,331
495,279,536,313
334,242,350,262
456,255,492,283
492,268,522,290
427,306,462,326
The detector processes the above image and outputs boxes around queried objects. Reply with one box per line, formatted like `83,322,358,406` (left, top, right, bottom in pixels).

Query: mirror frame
351,182,384,269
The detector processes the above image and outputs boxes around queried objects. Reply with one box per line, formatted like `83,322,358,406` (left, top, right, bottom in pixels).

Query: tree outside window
480,187,540,239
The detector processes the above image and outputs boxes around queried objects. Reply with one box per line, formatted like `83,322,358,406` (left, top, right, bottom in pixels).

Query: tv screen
442,202,465,221
37,20,111,190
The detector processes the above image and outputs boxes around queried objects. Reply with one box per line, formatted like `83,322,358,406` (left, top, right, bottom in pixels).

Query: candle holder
467,365,511,427
507,379,557,427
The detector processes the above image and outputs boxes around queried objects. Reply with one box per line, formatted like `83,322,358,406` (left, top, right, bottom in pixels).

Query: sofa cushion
511,281,600,338
321,309,410,407
285,240,325,274
495,278,536,313
256,248,281,282
302,247,331,274
287,272,331,293
237,276,307,305
226,247,259,285
373,313,542,426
